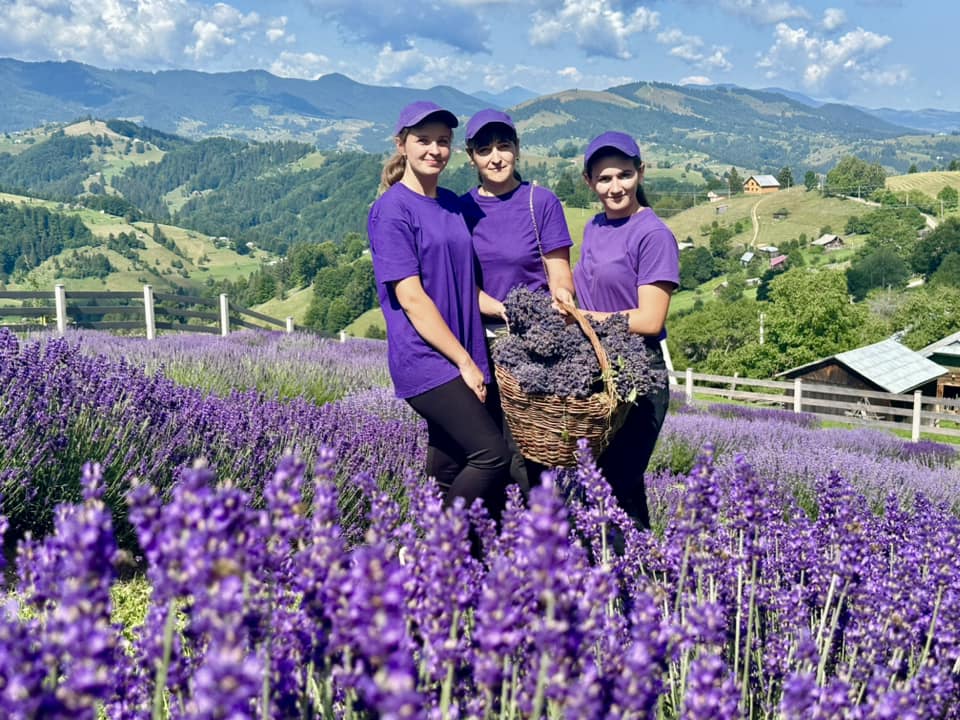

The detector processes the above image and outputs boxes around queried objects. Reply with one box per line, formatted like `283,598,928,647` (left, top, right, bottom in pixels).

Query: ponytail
378,129,410,195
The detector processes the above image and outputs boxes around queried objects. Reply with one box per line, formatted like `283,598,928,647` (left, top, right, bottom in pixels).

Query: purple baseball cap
465,109,516,141
583,131,641,171
393,100,459,135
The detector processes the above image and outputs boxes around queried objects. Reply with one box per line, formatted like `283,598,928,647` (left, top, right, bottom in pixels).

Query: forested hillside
0,202,95,277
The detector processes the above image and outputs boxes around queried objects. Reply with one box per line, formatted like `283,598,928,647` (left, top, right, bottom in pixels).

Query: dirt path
750,198,762,247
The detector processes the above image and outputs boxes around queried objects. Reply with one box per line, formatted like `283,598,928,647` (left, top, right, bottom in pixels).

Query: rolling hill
3,58,960,174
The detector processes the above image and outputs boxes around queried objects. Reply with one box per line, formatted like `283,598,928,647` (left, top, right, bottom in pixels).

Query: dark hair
466,122,522,184
584,148,650,207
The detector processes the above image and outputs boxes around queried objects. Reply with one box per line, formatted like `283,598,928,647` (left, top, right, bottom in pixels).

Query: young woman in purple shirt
574,131,680,530
459,109,576,490
367,100,510,520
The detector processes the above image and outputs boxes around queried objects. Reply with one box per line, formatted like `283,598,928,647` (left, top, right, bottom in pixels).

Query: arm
478,288,506,320
543,248,575,305
582,281,675,335
393,275,487,401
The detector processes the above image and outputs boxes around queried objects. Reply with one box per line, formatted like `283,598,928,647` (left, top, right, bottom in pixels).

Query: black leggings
597,346,669,529
406,376,511,520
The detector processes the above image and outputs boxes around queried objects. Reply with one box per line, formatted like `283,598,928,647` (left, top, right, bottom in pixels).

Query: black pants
597,345,669,530
406,376,512,521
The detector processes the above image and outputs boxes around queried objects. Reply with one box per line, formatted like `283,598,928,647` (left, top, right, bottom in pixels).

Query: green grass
253,285,315,327
343,305,386,337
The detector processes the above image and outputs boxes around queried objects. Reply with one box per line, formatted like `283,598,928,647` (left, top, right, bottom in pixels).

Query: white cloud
822,8,846,30
718,0,808,24
679,75,713,86
0,0,281,68
529,0,659,59
757,21,907,99
657,27,731,72
268,51,334,80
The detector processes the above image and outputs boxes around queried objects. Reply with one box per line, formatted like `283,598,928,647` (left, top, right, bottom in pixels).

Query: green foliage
81,193,143,221
679,246,717,290
776,166,794,188
303,257,377,335
61,250,114,279
825,156,886,197
726,167,743,194
893,286,960,349
668,297,761,370
762,268,878,372
846,247,911,301
930,253,960,288
0,201,96,278
804,170,818,191
911,218,960,278
937,185,959,211
0,132,93,199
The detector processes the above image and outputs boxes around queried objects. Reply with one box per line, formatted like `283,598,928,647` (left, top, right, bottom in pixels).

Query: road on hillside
840,194,939,230
750,198,763,247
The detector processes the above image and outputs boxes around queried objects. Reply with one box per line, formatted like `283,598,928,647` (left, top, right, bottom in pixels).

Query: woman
575,131,680,529
367,100,510,520
459,109,575,490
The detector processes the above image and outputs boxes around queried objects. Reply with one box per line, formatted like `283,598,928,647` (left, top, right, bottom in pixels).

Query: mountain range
2,57,960,173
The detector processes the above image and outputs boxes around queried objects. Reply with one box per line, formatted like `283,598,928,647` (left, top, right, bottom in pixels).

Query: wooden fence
670,369,960,442
0,283,295,338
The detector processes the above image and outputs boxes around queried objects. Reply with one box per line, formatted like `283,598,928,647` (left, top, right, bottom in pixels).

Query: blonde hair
378,129,410,194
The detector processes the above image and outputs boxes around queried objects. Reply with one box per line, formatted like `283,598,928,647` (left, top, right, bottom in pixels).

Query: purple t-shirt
368,183,490,399
460,182,573,301
573,208,680,339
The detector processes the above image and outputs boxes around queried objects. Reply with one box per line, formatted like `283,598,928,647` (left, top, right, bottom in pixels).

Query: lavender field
2,327,960,718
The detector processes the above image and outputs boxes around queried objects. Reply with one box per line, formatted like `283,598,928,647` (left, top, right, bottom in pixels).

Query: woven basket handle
556,300,617,397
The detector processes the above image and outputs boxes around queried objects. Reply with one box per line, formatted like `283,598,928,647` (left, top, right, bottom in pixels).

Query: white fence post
912,390,922,442
143,284,156,340
660,339,677,385
793,378,802,413
685,367,693,404
339,330,347,343
54,283,67,334
285,316,294,334
219,293,230,336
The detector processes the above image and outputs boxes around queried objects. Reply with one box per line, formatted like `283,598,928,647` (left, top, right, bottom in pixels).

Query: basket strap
557,299,617,397
528,182,550,285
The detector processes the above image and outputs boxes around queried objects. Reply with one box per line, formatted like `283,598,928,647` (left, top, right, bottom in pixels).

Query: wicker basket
493,301,629,467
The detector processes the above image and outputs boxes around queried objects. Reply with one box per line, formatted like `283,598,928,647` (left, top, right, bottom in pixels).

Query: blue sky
0,0,955,111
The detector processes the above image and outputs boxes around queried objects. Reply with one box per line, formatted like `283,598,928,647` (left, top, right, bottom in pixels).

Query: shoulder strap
528,182,549,283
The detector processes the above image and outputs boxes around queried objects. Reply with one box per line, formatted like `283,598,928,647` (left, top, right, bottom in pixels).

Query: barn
777,339,947,420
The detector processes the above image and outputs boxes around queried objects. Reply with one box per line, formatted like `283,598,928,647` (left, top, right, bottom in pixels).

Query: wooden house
812,233,845,251
778,339,947,420
919,331,960,407
743,175,780,194
769,254,788,269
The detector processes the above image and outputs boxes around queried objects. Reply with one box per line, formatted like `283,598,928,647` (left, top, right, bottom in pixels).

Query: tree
804,170,818,192
930,252,960,288
893,286,960,349
679,246,716,290
727,167,743,195
846,247,911,301
762,268,876,372
553,172,576,203
937,185,959,212
776,166,794,189
666,298,762,369
908,163,919,174
824,156,886,198
911,217,960,277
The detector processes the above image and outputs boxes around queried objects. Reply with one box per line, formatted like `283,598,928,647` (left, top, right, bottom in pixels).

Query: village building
919,331,960,408
743,175,780,194
777,339,947,421
769,254,788,269
812,233,845,251
707,190,723,202
740,250,755,266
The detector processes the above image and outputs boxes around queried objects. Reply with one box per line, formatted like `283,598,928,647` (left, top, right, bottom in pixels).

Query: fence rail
671,369,960,442
0,283,295,338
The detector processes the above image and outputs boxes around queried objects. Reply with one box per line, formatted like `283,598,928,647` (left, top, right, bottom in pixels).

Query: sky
0,0,956,111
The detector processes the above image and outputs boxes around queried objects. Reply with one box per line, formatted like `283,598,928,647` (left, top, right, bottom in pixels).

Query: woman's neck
478,177,521,197
401,170,439,198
